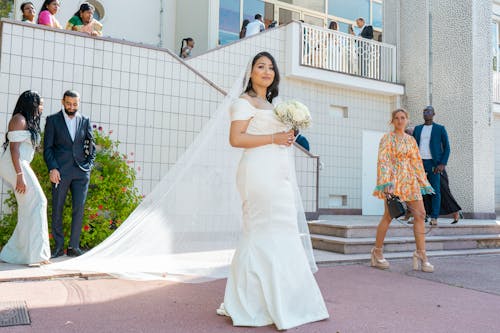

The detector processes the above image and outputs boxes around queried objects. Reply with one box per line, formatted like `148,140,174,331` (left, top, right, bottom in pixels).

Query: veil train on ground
45,63,317,282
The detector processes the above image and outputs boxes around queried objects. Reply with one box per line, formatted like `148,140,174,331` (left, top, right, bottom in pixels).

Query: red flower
90,213,98,220
109,130,113,134
109,220,113,225
121,187,127,193
49,234,53,239
84,225,90,231
98,205,103,210
98,126,103,131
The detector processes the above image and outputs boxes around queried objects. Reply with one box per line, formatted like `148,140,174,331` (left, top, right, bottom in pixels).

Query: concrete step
308,219,500,238
311,233,500,254
313,248,500,265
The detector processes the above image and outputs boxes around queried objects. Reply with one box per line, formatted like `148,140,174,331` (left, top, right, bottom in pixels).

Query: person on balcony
37,0,62,29
180,38,195,58
20,2,36,24
66,2,103,37
239,19,249,38
355,17,373,39
245,14,265,37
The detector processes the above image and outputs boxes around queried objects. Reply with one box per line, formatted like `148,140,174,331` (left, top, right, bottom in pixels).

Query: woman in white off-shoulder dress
218,52,329,330
0,91,50,265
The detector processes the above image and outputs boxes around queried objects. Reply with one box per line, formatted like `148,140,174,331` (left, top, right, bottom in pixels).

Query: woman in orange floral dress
372,109,435,272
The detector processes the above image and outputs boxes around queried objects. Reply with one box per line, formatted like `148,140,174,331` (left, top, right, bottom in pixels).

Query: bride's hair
244,52,280,103
3,90,42,151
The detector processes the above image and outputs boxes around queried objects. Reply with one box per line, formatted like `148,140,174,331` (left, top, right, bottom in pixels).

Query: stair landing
309,215,500,257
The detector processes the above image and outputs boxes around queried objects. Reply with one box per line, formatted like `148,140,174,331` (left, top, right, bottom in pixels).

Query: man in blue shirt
412,106,451,226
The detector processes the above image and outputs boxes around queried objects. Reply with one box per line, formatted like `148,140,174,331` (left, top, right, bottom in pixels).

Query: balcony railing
494,71,500,103
300,24,397,82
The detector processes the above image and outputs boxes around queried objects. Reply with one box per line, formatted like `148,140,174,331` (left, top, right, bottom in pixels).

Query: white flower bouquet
274,100,312,131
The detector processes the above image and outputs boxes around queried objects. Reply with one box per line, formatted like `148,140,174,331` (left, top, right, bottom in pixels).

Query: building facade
4,0,499,217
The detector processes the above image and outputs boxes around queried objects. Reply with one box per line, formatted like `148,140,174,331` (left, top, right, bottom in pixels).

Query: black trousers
423,169,462,217
51,166,90,249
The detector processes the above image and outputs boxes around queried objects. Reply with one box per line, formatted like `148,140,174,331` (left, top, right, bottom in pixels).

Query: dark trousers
422,159,441,218
51,167,90,249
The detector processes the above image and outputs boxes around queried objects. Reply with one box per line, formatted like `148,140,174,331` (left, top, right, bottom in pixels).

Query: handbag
386,194,407,219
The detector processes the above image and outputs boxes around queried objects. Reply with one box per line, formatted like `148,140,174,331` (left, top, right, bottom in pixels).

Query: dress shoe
67,247,85,257
429,218,438,226
451,211,464,224
51,247,65,258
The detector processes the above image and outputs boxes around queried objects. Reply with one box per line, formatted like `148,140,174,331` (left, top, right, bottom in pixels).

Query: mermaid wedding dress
218,98,329,329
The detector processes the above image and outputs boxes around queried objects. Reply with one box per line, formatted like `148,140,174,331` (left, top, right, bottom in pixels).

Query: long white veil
46,60,317,282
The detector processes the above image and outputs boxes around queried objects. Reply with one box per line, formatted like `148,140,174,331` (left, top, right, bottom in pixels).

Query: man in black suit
44,90,95,258
356,17,373,39
354,17,373,76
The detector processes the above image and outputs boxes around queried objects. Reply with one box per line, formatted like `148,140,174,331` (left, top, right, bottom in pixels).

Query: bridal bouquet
274,100,312,130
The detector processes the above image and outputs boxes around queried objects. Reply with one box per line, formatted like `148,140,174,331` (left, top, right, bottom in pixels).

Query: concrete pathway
1,255,500,332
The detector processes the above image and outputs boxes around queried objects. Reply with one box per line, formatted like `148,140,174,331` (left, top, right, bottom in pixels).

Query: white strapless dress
220,99,329,330
0,130,50,264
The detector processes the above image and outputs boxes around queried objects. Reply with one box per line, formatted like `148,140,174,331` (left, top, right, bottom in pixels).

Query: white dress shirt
245,20,265,37
63,111,81,142
419,125,433,159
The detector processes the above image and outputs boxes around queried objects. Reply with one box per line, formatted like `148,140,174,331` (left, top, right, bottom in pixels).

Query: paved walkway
1,255,500,332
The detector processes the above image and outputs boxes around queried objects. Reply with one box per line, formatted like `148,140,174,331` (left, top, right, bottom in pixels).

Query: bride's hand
273,130,295,146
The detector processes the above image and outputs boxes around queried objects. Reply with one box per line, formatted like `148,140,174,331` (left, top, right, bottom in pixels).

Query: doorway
362,130,385,215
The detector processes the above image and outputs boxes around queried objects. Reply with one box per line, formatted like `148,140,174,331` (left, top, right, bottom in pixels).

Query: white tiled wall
187,24,395,210
0,21,224,215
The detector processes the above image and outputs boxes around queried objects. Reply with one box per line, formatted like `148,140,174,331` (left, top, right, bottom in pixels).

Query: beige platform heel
370,247,390,269
413,250,434,273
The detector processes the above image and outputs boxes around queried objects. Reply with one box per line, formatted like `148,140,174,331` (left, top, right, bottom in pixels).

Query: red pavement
1,265,499,332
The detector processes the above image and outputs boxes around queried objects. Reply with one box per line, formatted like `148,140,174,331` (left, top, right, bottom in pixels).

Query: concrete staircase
309,216,500,255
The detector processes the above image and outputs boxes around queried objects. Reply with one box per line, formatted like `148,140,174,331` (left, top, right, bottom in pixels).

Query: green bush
0,127,142,249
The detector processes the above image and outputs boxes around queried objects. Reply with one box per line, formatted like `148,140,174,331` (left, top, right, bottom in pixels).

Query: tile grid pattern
0,21,224,215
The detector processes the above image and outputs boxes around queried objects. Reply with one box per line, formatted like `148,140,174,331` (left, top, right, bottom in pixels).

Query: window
280,0,325,13
372,2,382,28
219,0,240,45
492,22,499,71
337,22,350,33
328,0,370,22
243,0,265,22
88,0,105,21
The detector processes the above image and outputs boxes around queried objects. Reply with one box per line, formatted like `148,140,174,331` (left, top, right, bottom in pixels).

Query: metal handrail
294,143,320,218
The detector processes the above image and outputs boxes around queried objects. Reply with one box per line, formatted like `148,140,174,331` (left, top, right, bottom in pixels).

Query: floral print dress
373,132,434,202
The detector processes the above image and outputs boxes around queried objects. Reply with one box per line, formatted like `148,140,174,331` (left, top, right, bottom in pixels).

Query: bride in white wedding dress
217,52,329,330
46,52,328,329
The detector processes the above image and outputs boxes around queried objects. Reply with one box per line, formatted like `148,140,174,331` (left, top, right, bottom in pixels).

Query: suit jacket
412,122,450,165
360,25,373,39
44,110,96,174
295,134,310,151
